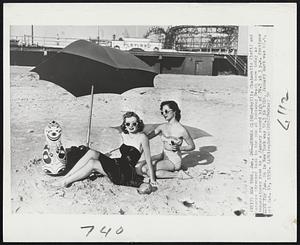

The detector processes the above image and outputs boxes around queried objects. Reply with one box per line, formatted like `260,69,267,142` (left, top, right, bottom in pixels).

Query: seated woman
137,100,195,179
52,111,156,188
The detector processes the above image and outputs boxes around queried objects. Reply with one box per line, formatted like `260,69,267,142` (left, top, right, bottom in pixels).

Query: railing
10,35,112,49
225,54,247,75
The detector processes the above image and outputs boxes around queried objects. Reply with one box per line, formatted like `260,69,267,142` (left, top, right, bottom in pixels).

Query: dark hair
160,100,181,121
120,111,144,134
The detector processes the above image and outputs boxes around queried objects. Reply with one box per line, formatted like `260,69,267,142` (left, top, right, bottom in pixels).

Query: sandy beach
10,66,248,215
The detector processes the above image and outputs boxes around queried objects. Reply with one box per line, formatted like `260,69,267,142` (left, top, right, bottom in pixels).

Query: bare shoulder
120,132,126,139
180,123,188,132
158,123,168,131
179,123,190,137
139,132,148,142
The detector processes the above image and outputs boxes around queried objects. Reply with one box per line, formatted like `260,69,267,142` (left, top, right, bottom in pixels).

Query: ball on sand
137,183,152,195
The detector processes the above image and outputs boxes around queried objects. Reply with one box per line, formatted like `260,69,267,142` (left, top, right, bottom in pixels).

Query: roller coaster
144,25,239,53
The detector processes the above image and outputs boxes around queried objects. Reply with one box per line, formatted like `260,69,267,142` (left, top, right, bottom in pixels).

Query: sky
10,25,166,40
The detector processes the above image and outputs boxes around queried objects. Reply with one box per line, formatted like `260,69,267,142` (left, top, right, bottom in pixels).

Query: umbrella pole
86,85,94,147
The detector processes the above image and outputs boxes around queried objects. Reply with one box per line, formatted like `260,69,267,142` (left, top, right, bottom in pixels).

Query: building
111,38,162,51
88,38,111,47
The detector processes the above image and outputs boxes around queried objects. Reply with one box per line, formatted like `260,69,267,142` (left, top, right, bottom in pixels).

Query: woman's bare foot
177,170,193,180
143,176,150,183
51,179,67,188
185,168,201,178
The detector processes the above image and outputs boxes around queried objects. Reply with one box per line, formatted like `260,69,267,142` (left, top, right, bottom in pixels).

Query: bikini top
119,144,141,166
161,134,183,146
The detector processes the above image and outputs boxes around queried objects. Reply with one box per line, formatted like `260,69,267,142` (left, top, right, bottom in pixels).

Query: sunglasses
161,109,173,115
125,122,138,127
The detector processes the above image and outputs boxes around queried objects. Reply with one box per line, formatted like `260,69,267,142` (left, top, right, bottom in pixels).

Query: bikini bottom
162,150,182,170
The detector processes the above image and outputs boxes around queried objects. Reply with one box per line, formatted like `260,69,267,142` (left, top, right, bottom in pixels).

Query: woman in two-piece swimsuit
137,100,195,179
52,112,156,188
160,133,183,170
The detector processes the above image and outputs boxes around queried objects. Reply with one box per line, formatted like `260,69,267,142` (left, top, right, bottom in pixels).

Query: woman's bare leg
53,150,100,185
53,159,105,187
135,153,163,176
142,159,192,179
63,149,99,179
154,160,178,179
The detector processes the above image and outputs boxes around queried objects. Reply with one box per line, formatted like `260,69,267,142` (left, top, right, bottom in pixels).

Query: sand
9,66,249,215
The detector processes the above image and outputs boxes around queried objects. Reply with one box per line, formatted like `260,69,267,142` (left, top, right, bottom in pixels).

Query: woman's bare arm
141,134,156,183
179,128,195,151
147,125,162,140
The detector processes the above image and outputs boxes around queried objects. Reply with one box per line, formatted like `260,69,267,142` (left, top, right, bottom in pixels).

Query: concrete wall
162,56,213,75
10,50,57,66
136,54,214,75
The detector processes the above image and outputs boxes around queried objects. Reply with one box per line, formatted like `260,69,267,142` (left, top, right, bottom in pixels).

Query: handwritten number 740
81,225,124,237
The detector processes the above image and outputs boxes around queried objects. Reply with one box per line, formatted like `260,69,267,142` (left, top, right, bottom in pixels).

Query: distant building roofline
123,38,151,42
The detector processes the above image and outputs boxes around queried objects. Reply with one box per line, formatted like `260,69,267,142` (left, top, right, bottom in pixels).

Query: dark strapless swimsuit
98,144,144,188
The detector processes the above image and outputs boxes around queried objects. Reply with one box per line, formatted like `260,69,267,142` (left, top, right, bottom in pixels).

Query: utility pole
31,25,34,46
97,26,100,45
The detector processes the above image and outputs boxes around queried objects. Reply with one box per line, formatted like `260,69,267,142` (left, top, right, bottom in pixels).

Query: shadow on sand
181,145,217,170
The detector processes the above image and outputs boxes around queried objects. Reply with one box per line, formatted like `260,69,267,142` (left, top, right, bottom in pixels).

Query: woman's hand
171,144,180,152
164,142,180,152
150,180,158,188
164,143,174,152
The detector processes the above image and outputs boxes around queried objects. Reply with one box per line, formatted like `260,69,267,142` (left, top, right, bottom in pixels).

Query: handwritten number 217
277,91,290,131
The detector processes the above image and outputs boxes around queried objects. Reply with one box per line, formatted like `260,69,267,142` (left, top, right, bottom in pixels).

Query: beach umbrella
111,123,211,140
31,39,157,147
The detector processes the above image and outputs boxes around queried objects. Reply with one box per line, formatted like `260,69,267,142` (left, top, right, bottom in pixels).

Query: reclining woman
137,100,195,179
53,111,157,188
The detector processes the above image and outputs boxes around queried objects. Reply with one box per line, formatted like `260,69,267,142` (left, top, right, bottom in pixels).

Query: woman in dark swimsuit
52,112,156,188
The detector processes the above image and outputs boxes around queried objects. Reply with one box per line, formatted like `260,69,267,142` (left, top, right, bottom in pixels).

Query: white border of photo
3,3,297,242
